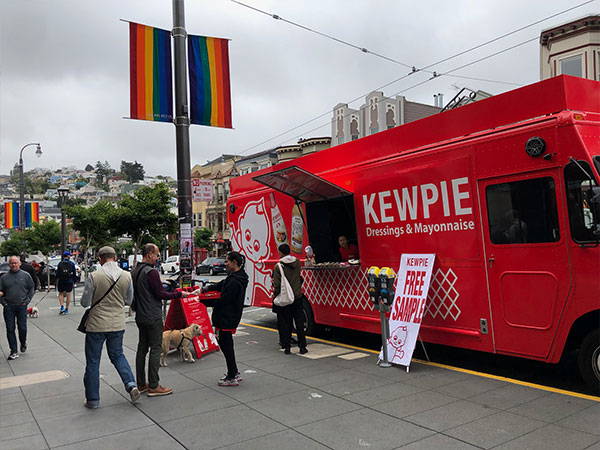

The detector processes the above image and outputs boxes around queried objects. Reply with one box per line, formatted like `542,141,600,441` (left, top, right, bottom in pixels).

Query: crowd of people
1,241,313,409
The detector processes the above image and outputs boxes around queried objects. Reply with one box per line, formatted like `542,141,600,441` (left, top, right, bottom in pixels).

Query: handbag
77,275,121,333
273,263,295,307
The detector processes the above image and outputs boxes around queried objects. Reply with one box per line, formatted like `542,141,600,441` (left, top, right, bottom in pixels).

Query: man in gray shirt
0,256,35,360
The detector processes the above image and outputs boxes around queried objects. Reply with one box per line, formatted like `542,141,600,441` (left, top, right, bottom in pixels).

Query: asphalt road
240,306,595,397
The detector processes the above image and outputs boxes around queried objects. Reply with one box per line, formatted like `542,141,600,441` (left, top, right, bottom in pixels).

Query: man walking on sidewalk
57,251,77,315
132,243,189,397
80,246,140,409
0,256,35,360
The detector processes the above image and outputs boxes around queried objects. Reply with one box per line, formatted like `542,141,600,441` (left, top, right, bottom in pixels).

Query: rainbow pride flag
129,22,173,122
25,202,39,228
188,35,232,128
4,202,19,229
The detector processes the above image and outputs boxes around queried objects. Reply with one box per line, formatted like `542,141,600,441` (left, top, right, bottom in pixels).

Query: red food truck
227,75,600,390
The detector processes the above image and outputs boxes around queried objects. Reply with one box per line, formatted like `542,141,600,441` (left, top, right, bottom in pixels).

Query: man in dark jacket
203,251,248,387
0,256,35,360
132,243,188,397
20,255,39,291
272,244,307,355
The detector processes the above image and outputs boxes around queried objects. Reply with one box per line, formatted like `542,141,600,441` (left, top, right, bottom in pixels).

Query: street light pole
18,143,42,230
57,187,69,255
172,0,193,286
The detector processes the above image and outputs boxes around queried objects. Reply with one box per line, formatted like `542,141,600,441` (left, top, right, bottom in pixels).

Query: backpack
57,261,71,281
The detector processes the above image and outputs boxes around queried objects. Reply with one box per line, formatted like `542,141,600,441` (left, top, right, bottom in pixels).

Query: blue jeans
3,304,27,353
84,330,135,402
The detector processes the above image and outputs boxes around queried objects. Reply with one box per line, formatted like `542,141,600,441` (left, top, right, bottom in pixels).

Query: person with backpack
57,251,76,315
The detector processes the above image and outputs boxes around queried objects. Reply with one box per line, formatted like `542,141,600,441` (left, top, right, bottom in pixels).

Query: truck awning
252,166,352,203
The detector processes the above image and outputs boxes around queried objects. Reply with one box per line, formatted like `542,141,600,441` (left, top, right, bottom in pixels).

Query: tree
95,160,113,187
120,160,145,183
65,200,117,253
0,231,29,257
194,227,213,250
112,183,177,259
0,221,61,256
25,221,61,254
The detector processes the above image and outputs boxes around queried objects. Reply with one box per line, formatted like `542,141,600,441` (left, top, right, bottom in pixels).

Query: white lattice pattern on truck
302,267,374,312
425,267,461,321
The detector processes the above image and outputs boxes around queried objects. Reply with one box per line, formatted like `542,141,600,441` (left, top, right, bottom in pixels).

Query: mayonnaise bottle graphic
269,193,288,245
291,203,303,253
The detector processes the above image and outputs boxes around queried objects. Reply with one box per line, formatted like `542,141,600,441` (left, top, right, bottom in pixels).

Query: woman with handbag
272,244,308,355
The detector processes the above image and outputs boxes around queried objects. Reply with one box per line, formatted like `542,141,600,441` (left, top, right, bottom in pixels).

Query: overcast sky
0,0,597,177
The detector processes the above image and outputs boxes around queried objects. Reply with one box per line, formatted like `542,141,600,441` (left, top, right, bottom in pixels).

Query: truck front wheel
578,329,600,393
302,297,319,336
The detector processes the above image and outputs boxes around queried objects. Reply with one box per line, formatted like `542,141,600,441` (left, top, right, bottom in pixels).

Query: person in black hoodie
203,251,248,387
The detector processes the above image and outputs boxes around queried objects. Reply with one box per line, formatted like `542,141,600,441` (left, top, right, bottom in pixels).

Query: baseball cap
63,251,71,257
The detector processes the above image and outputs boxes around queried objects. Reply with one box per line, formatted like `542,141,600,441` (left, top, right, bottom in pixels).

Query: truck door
478,172,570,359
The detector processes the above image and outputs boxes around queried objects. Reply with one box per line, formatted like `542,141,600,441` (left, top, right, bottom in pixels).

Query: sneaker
284,348,291,355
63,309,69,315
84,400,100,409
219,372,242,383
137,384,149,394
128,386,141,403
147,385,173,397
7,352,18,360
59,306,65,315
299,347,308,355
218,377,239,387
20,344,27,353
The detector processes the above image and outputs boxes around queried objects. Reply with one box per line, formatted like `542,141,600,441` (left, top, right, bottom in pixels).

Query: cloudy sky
0,0,597,177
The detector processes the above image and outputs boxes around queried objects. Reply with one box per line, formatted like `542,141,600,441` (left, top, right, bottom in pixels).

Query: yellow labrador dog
160,323,203,367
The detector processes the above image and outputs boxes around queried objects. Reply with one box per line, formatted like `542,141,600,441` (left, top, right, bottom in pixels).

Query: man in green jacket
272,244,307,355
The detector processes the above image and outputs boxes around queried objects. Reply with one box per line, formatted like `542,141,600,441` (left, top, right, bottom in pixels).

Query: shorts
57,280,74,293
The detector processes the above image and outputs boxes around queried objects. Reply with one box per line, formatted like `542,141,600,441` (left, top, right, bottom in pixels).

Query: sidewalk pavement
1,291,600,450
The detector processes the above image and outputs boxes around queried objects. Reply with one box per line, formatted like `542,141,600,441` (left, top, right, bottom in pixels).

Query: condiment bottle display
291,203,303,253
269,193,288,245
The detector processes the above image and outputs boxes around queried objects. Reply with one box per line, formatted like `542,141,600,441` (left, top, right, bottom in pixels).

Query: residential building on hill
331,92,440,146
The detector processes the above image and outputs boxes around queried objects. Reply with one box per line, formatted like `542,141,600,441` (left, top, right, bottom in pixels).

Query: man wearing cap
56,251,76,315
80,246,140,408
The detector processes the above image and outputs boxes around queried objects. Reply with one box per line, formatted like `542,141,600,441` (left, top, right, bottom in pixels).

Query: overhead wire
230,0,594,85
230,0,596,154
246,34,539,153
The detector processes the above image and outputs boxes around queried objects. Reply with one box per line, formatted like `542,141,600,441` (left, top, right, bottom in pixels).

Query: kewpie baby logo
387,325,408,360
231,197,273,305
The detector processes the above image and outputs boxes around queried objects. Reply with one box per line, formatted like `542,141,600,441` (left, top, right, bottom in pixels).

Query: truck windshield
564,160,599,243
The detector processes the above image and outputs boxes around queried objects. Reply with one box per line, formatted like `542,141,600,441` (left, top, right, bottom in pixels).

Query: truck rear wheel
302,297,320,336
578,329,600,394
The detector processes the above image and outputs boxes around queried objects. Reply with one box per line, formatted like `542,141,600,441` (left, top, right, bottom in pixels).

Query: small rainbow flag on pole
188,35,232,128
4,202,19,229
25,202,39,228
129,22,173,122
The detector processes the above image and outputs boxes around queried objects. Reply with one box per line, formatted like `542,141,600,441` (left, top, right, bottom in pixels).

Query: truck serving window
486,177,559,244
565,160,598,243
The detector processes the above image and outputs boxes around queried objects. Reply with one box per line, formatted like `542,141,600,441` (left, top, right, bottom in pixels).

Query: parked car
195,257,226,276
161,255,180,274
0,262,9,279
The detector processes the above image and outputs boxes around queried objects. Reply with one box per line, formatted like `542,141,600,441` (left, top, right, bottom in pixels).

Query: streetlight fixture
57,186,69,255
18,143,42,230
